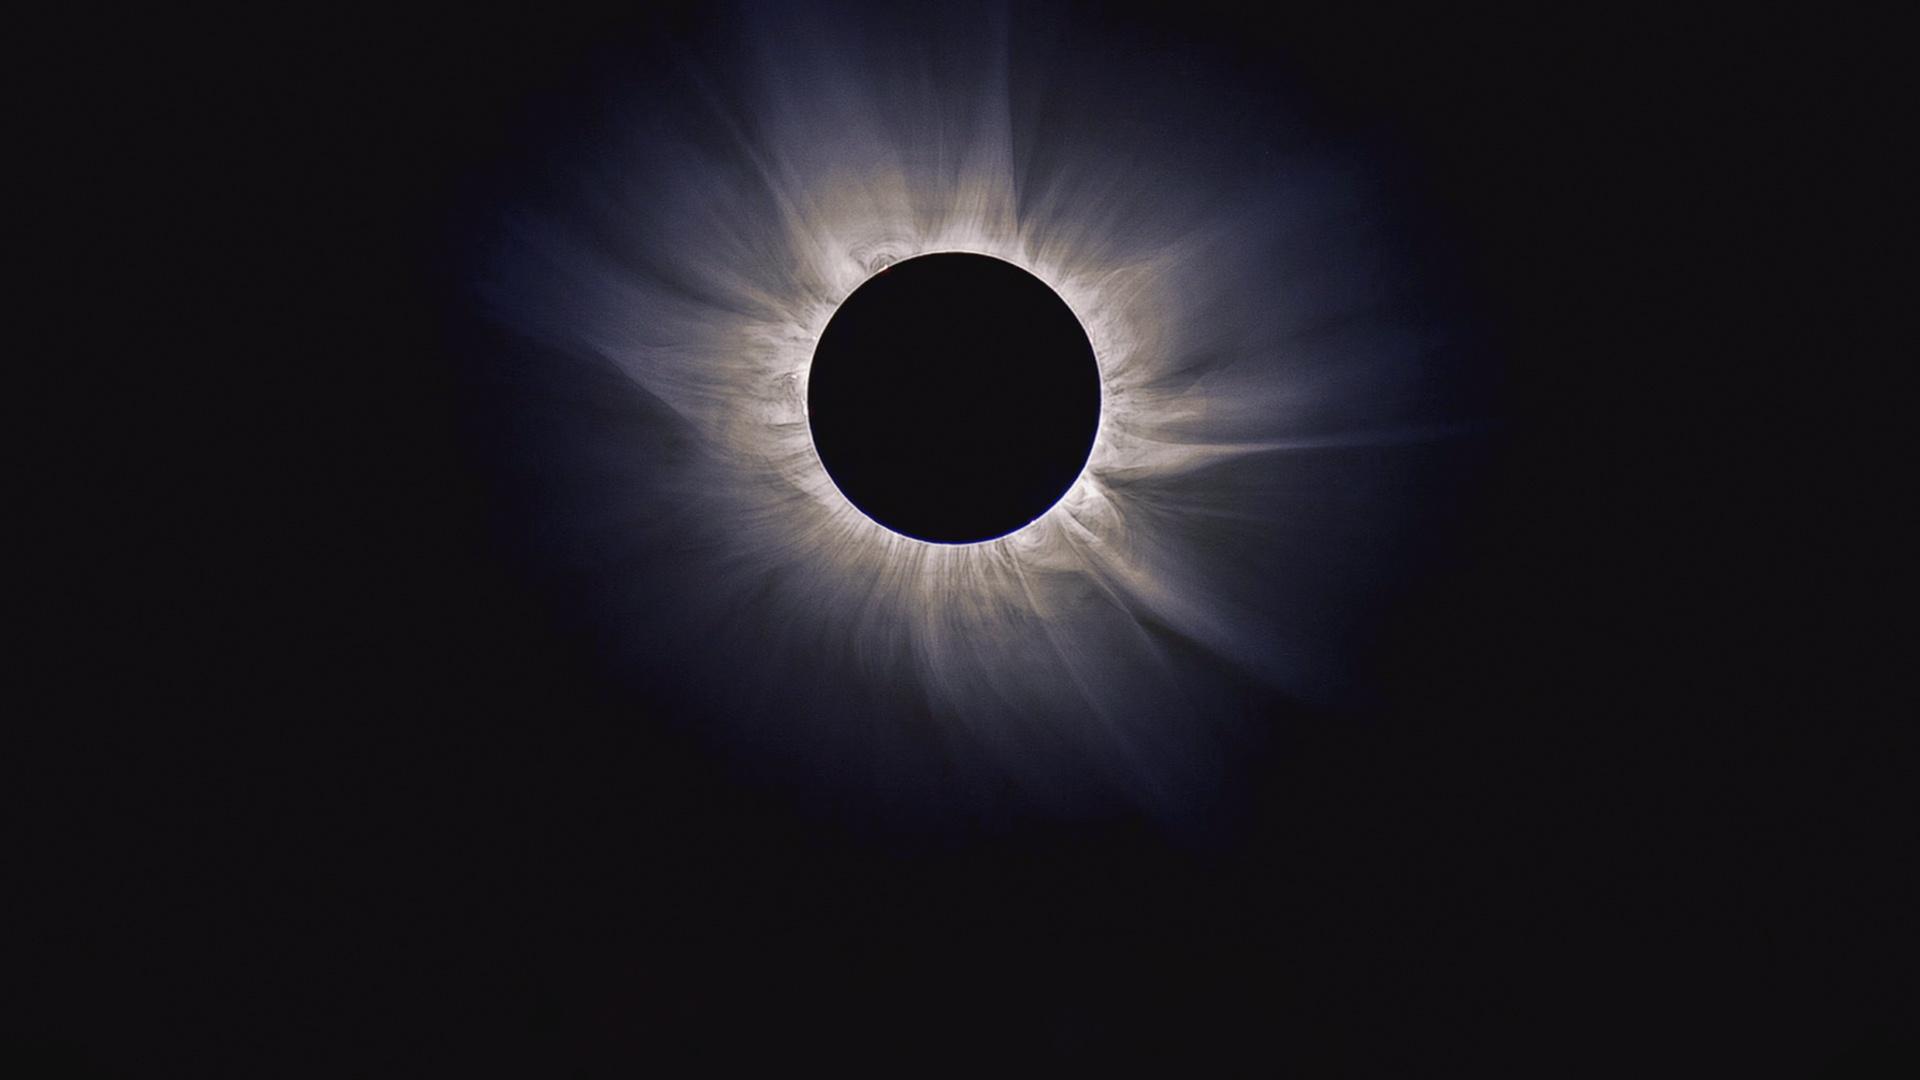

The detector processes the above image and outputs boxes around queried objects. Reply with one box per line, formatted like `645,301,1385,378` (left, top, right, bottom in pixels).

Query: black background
29,3,1909,1074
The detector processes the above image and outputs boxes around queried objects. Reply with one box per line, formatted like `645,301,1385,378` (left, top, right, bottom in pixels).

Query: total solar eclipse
480,4,1482,823
806,252,1101,544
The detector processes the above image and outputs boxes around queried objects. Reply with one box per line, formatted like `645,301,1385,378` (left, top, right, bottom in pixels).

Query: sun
473,3,1478,822
803,251,1102,545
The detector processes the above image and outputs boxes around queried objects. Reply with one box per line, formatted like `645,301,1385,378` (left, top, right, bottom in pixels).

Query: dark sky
29,3,1909,1074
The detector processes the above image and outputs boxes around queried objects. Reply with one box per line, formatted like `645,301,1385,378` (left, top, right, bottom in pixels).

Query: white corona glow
477,4,1475,821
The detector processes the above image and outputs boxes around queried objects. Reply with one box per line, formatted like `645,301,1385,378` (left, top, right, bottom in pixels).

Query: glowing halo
468,3,1487,826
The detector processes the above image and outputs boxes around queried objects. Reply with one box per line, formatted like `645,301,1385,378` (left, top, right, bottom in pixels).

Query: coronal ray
475,2,1482,825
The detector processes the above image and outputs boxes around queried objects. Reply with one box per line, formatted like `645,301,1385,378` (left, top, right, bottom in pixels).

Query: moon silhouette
807,253,1101,544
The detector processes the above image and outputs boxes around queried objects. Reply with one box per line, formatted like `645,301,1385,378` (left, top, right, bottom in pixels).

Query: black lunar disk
806,253,1101,543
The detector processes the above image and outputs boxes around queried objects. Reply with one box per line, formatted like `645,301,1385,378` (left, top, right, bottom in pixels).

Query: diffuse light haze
476,2,1481,824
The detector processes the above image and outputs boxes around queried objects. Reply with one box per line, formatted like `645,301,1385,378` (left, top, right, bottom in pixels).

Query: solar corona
477,6,1478,821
